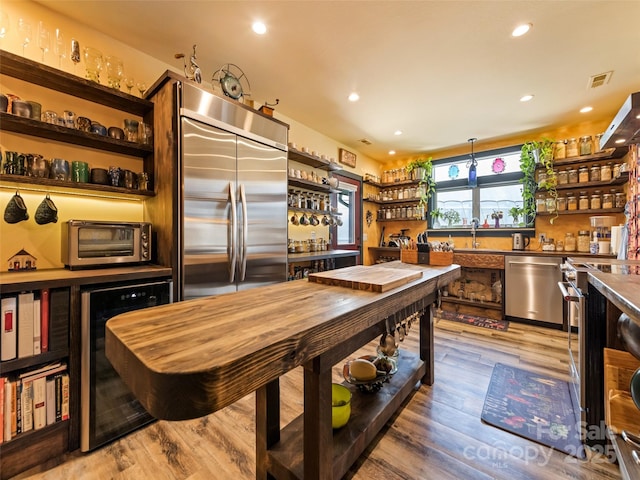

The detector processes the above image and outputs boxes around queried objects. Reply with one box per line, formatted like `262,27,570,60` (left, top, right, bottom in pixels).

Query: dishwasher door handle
508,261,559,267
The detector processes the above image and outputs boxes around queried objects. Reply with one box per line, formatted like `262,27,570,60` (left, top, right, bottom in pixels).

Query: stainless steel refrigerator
177,83,288,300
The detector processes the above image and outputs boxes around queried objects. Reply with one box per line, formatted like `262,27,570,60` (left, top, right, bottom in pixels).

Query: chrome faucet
470,217,480,249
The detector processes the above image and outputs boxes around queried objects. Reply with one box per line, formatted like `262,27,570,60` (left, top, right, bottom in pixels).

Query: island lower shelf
267,349,425,480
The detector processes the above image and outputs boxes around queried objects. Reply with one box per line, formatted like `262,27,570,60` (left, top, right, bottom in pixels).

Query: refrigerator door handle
229,182,237,283
239,183,248,281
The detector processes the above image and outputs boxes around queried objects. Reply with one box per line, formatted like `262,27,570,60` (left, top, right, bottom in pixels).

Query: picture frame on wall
339,148,357,168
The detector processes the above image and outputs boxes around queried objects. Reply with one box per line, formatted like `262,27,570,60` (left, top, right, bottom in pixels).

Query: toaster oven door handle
557,281,581,302
229,182,237,283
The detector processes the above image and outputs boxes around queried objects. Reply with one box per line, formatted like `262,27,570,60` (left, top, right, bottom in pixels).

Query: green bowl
332,383,352,429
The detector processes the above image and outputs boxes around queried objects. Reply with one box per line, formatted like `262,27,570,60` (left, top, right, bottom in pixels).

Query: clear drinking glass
83,46,103,82
18,18,32,56
105,55,124,90
54,28,65,68
124,75,135,94
37,21,50,62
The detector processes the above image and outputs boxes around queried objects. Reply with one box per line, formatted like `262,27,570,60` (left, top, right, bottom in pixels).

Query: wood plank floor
13,316,622,480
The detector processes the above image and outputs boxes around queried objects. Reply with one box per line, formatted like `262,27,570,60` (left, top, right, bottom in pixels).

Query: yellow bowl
332,383,352,429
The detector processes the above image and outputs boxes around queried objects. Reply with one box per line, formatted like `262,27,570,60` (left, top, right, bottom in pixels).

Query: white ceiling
37,1,640,162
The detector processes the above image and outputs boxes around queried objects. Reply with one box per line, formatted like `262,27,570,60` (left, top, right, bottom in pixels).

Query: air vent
588,71,613,89
359,138,372,145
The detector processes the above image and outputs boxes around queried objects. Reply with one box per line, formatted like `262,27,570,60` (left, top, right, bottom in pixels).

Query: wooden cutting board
308,265,423,292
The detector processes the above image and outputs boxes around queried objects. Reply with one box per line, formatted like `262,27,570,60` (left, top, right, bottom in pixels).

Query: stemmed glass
17,18,32,57
124,75,135,95
105,55,124,90
54,28,66,68
0,9,9,42
37,21,51,63
136,81,147,98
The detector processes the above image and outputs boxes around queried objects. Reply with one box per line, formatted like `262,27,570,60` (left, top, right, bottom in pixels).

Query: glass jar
615,192,626,208
613,163,621,179
601,163,612,182
545,193,557,212
556,195,567,211
567,193,578,211
594,133,603,153
553,140,566,160
578,230,590,253
542,238,555,251
564,232,577,252
602,193,614,209
579,135,592,155
566,138,579,157
536,193,547,213
537,170,547,187
590,193,601,210
578,166,589,183
567,168,578,184
579,192,590,210
557,169,568,185
590,164,601,182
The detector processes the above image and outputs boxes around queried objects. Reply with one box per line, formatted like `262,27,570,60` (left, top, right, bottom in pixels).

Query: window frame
428,144,535,237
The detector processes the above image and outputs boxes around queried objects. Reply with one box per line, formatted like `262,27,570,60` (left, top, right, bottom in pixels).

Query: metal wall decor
174,44,202,83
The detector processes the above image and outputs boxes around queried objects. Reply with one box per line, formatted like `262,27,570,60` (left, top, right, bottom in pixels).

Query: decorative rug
436,310,509,331
481,363,586,459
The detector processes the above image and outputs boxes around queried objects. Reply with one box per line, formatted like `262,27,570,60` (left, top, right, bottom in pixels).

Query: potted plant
406,157,436,207
443,209,461,227
430,207,444,228
509,206,525,226
519,139,554,226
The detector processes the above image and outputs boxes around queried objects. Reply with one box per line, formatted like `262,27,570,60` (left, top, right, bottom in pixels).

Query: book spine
40,289,50,353
33,298,41,355
20,379,34,433
3,379,11,441
54,374,62,422
32,376,46,430
1,296,17,361
16,379,21,434
10,380,17,437
61,374,69,421
46,377,56,425
17,292,35,358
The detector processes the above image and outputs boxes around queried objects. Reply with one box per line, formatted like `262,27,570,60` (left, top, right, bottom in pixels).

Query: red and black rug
436,309,509,331
481,363,586,459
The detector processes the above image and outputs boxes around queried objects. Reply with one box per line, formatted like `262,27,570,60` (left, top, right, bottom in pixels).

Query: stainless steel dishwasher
504,255,563,325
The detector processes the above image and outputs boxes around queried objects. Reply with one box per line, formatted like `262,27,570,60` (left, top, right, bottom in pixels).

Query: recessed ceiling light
394,130,402,136
580,106,593,113
348,92,360,102
615,138,626,144
389,150,396,155
520,94,534,102
512,23,532,37
252,22,267,34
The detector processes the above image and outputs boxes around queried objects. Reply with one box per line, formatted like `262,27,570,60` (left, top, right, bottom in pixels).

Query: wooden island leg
420,302,435,386
303,362,333,480
256,379,280,480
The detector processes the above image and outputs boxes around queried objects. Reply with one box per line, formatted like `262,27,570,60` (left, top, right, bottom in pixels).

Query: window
430,145,527,230
331,173,361,250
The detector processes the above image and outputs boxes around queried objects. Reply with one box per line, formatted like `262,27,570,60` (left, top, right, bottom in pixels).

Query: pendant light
467,137,478,187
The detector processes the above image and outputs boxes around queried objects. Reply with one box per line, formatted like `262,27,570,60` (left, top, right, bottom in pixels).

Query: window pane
337,191,354,243
433,189,473,227
433,150,521,182
479,184,524,226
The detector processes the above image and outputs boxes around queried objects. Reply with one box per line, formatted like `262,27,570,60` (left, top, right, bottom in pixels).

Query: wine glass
54,28,66,68
105,55,124,90
83,46,103,83
124,75,135,95
136,81,147,98
0,9,9,42
37,21,51,63
17,18,32,57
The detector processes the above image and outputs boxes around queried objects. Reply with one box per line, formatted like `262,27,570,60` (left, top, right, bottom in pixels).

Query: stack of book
1,362,69,443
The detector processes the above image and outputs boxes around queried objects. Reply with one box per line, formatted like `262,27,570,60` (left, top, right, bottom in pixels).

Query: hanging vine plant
520,139,555,225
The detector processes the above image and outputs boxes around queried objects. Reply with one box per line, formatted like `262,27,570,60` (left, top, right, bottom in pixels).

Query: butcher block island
106,262,460,480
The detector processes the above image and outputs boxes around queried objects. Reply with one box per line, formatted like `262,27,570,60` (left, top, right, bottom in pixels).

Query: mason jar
578,166,589,183
578,230,590,253
579,192,590,210
557,169,568,185
564,232,576,252
594,133,603,153
566,138,579,157
590,164,601,182
545,194,557,212
615,192,626,208
590,193,601,210
553,140,566,159
537,170,548,187
601,163,612,182
602,193,614,209
556,195,567,211
579,135,592,155
568,168,578,184
536,193,547,213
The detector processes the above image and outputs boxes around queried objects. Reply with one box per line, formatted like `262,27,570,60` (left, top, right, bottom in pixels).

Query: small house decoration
8,249,37,271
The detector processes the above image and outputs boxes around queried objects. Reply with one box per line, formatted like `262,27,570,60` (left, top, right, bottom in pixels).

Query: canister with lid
578,166,589,183
557,169,568,185
602,192,614,209
579,191,590,210
579,136,592,155
601,162,612,182
556,195,567,211
577,230,590,253
567,193,578,211
590,192,601,210
590,164,601,182
568,168,578,184
566,138,579,157
564,232,576,252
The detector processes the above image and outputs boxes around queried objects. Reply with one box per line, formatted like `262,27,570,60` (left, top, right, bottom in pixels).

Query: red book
40,289,49,353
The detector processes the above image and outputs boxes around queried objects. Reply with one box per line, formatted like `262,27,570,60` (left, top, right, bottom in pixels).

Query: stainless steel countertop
588,269,640,323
